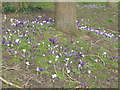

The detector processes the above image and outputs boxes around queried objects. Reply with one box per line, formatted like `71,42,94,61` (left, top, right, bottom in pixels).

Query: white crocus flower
14,51,18,54
71,50,74,53
4,15,6,19
48,45,50,47
9,36,11,39
28,42,30,44
70,61,73,64
52,51,55,54
15,39,19,42
95,59,98,62
60,47,62,49
26,62,30,65
52,74,57,79
78,64,81,68
36,67,39,71
40,22,43,26
10,18,14,22
7,44,10,46
43,54,45,57
67,70,70,73
88,70,91,74
11,44,13,47
55,58,58,61
82,54,85,57
65,63,68,67
43,21,46,23
48,61,52,64
22,49,26,53
38,43,40,45
81,47,83,49
66,58,69,61
10,33,12,36
56,55,59,59
102,52,106,55
8,29,10,32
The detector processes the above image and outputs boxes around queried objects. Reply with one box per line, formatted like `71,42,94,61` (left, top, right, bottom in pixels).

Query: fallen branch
0,77,22,88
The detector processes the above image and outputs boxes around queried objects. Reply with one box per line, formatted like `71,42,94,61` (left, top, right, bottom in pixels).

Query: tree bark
55,2,78,37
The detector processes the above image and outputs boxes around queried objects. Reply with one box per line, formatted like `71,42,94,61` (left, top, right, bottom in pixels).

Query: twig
86,54,105,66
24,76,33,87
88,38,103,51
53,65,76,83
2,64,20,71
0,77,22,88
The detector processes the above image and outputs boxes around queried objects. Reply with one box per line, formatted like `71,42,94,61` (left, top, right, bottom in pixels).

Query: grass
2,19,118,88
2,3,119,88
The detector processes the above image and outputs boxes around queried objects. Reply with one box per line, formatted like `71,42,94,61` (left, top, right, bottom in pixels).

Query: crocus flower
79,61,85,66
88,70,91,74
22,49,26,53
22,54,25,58
1,27,6,29
2,40,5,44
26,62,30,65
114,67,118,69
64,60,67,62
67,70,70,73
64,49,68,51
39,68,44,71
8,49,12,53
55,58,58,61
52,74,57,79
78,52,82,55
77,56,81,59
70,41,74,44
36,67,39,71
14,51,18,54
102,52,106,55
81,83,85,86
113,56,119,59
48,61,52,64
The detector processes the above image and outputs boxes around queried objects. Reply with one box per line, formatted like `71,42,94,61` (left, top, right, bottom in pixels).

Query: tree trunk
55,2,78,37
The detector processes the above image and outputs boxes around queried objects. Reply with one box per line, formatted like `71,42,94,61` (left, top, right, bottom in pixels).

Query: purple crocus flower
38,40,40,42
113,56,119,59
78,52,82,55
46,20,49,22
114,67,118,69
53,40,57,44
64,49,68,51
8,41,12,44
49,38,53,42
64,60,67,62
32,45,35,48
15,42,19,45
69,54,73,57
81,83,85,86
39,68,44,71
1,27,6,29
12,30,15,32
65,54,69,57
2,40,5,44
22,54,25,58
8,49,12,53
36,44,38,47
77,56,81,59
79,62,85,66
70,41,74,44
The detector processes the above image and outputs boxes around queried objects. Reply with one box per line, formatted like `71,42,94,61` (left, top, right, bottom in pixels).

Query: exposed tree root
0,77,22,88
